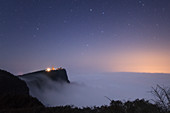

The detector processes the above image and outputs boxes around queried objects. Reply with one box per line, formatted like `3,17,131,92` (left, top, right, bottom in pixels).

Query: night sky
0,0,170,74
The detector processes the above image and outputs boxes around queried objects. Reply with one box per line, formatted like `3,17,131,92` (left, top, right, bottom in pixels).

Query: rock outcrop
45,69,70,83
20,68,70,83
0,69,44,112
0,69,29,95
0,94,44,110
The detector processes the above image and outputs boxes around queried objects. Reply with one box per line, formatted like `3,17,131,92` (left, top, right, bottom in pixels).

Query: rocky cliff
0,69,44,111
20,68,70,83
0,69,29,95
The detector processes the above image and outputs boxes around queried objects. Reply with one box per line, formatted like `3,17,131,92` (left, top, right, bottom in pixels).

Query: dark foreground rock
0,69,29,95
0,69,44,113
0,94,44,109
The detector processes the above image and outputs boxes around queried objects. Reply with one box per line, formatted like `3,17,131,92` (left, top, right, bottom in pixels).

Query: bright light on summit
46,68,51,72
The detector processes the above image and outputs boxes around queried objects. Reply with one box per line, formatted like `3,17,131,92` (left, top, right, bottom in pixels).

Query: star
89,8,93,12
70,9,73,12
101,30,104,33
138,1,145,7
48,6,52,9
36,27,39,30
156,24,159,27
64,20,67,23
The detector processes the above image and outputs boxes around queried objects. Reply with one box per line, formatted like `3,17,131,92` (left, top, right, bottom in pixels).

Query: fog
20,72,170,107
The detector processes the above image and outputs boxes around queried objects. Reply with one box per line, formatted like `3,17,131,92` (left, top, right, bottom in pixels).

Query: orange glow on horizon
104,50,170,73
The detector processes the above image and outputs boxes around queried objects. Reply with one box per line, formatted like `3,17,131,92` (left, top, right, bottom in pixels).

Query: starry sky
0,0,170,74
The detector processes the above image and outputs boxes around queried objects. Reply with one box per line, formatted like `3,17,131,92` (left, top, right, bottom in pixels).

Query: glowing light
46,68,51,72
52,67,55,70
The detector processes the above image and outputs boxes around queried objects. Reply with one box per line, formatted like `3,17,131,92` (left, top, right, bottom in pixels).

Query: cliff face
17,68,71,106
44,69,70,83
20,68,70,83
0,68,70,111
0,69,45,112
0,69,29,95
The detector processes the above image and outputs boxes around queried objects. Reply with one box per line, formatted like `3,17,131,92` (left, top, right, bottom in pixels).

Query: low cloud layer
20,72,170,107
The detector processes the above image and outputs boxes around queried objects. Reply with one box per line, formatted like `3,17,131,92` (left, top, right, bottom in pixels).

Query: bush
151,85,170,112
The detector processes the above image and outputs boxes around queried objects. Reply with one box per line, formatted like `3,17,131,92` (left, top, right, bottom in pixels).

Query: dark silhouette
20,68,70,83
0,69,44,113
0,69,29,95
151,85,170,111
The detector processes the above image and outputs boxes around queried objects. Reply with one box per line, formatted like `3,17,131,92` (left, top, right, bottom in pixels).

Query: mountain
18,68,71,106
0,69,29,95
0,69,44,112
19,68,70,83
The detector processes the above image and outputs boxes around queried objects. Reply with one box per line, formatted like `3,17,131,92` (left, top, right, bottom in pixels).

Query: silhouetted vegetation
1,98,169,113
0,94,44,113
0,94,44,109
151,85,170,112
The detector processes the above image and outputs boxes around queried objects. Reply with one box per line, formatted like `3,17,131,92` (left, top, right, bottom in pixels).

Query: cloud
20,72,170,107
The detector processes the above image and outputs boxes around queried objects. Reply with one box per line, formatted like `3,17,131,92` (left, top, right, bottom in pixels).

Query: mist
20,72,170,107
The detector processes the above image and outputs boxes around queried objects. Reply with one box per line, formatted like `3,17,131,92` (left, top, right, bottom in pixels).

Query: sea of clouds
20,72,170,107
